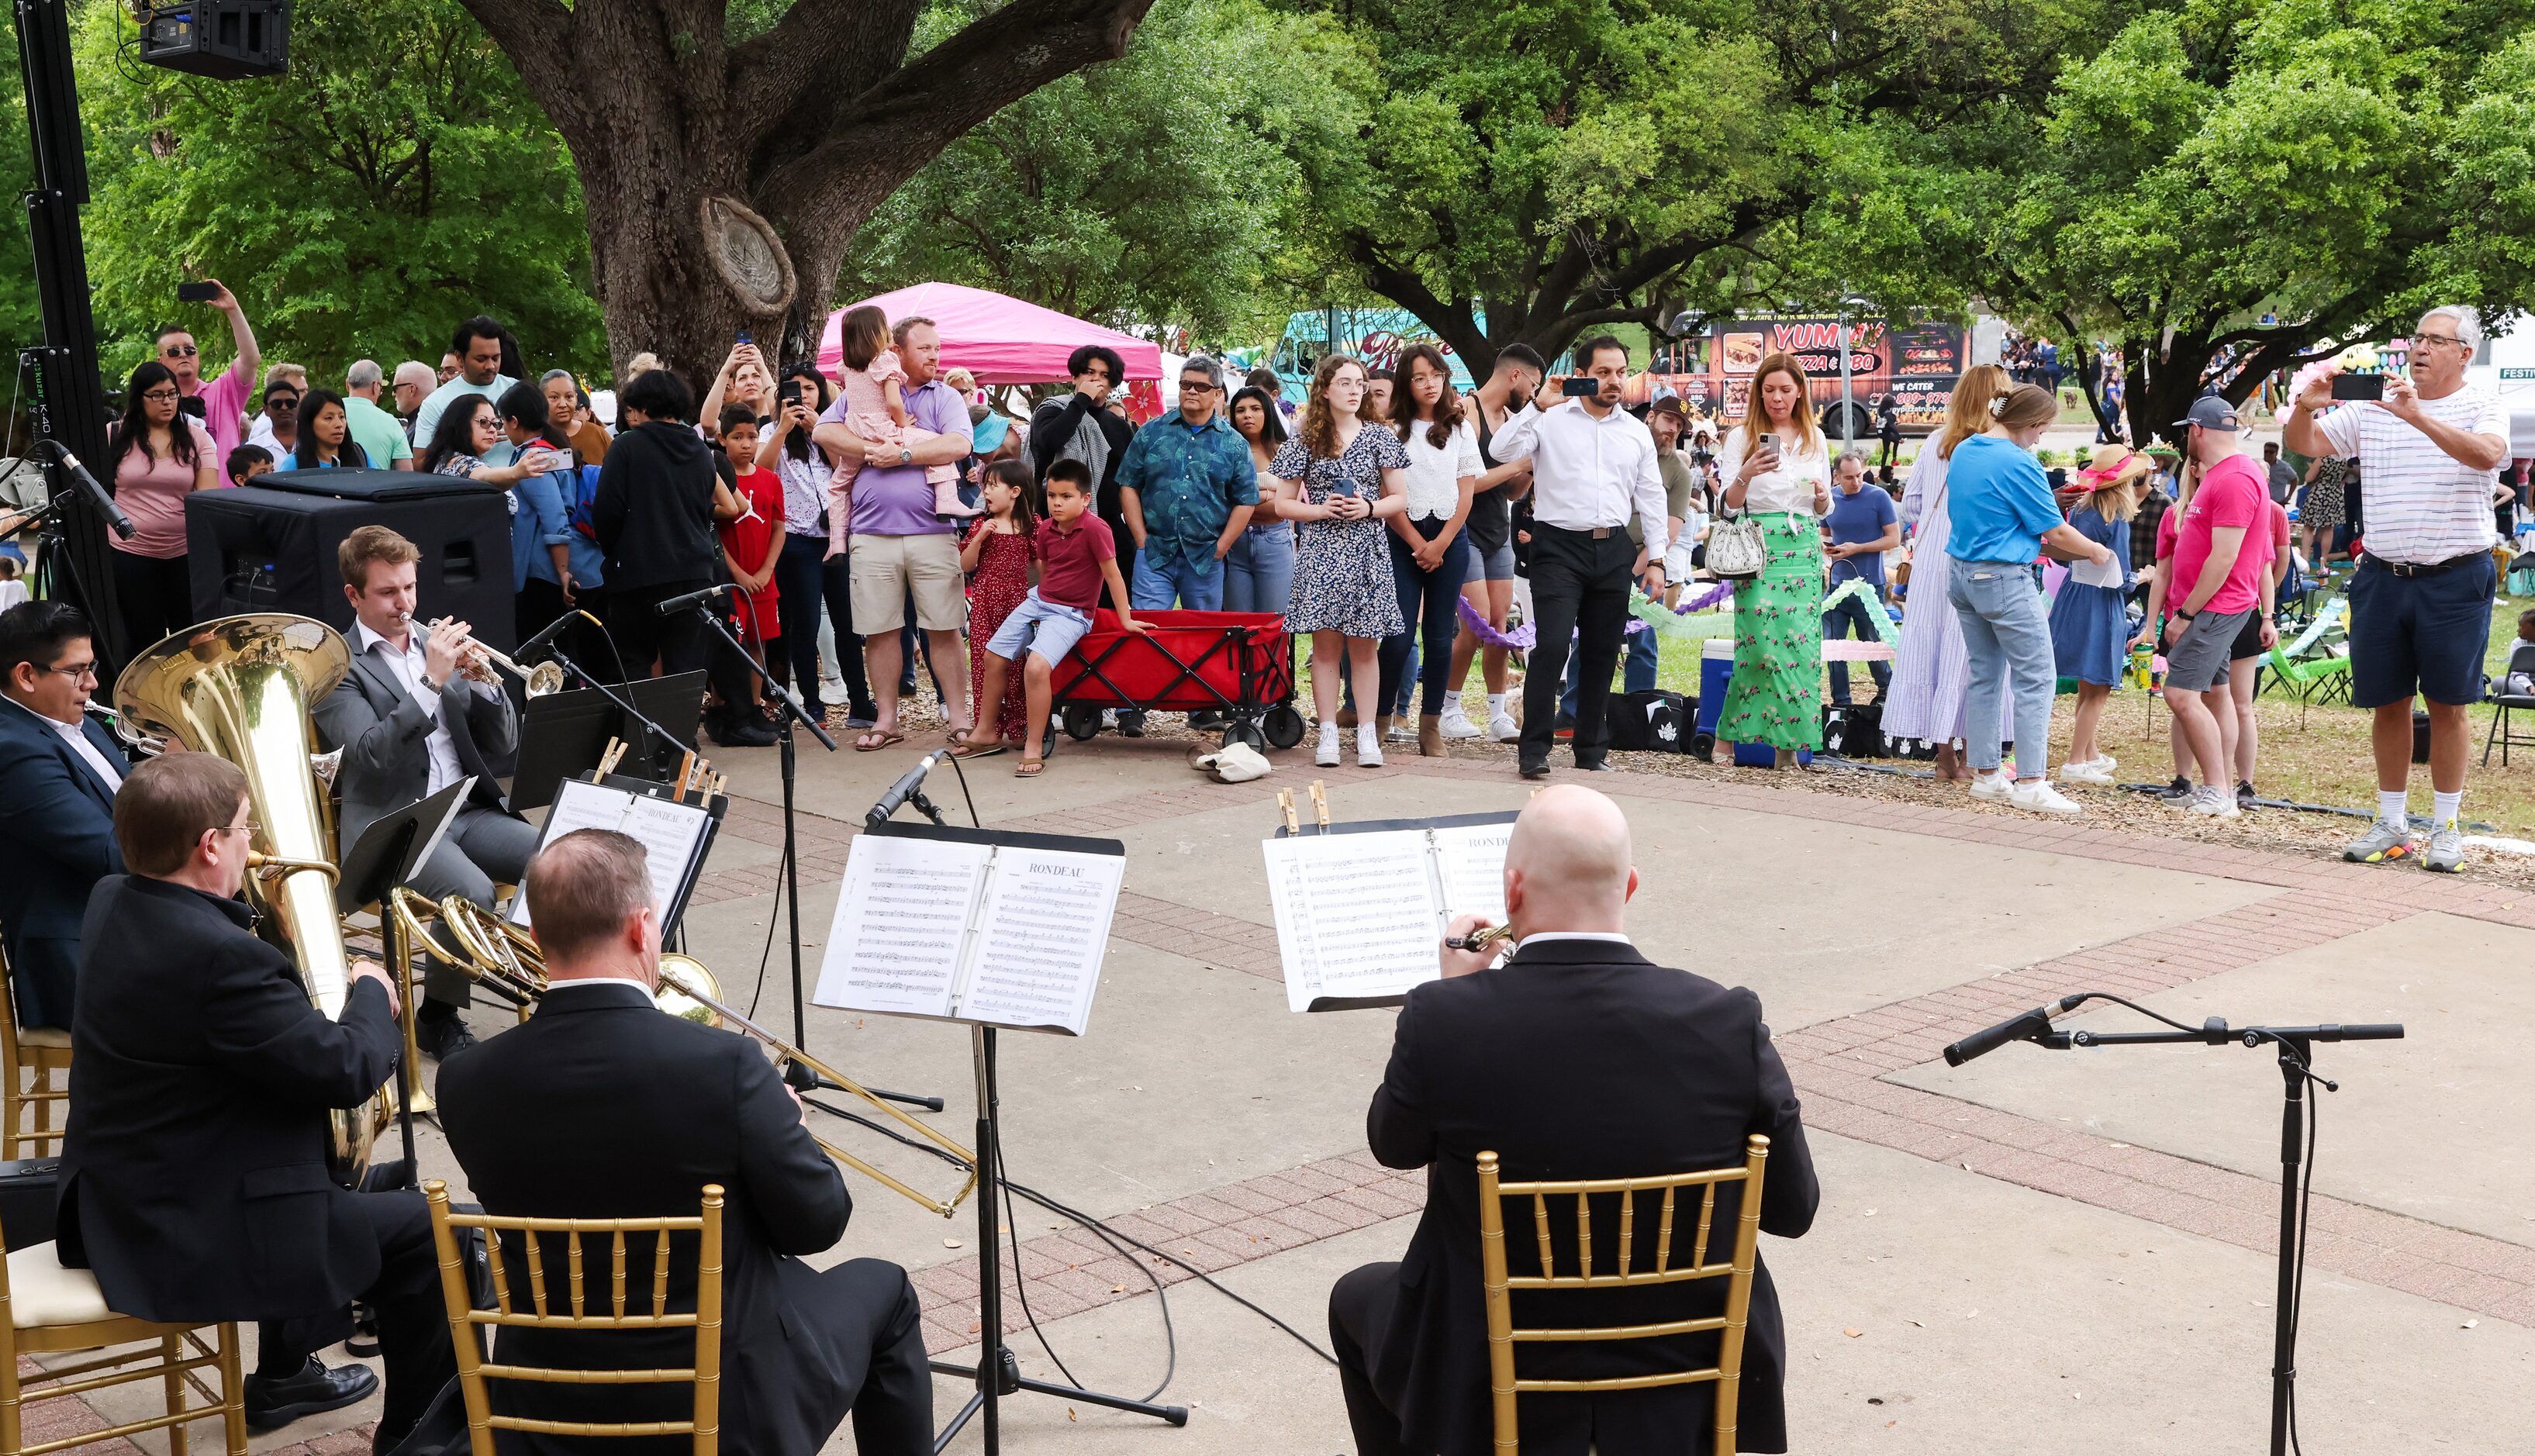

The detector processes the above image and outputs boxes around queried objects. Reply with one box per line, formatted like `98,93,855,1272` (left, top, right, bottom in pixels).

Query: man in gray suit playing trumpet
313,524,535,1063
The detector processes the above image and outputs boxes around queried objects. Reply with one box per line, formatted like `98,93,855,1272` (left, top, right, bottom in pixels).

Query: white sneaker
2005,778,2084,816
2060,757,2117,786
1314,723,1341,768
1356,726,1384,768
2188,785,2242,818
1439,705,1483,740
1487,712,1521,742
1968,771,2012,801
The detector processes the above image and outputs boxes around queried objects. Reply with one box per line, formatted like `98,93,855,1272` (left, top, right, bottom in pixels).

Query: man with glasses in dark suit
0,601,129,1028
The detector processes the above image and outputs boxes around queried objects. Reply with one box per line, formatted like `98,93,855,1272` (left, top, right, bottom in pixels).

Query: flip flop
853,729,906,752
950,738,1012,759
1014,757,1045,778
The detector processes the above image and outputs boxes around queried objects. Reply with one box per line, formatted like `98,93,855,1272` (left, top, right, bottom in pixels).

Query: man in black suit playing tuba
437,828,934,1454
56,751,456,1441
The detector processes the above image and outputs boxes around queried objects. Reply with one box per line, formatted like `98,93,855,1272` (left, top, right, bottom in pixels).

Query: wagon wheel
1261,705,1308,750
1061,705,1103,741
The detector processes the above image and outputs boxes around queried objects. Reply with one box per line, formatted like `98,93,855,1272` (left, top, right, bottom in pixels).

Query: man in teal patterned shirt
1117,355,1259,614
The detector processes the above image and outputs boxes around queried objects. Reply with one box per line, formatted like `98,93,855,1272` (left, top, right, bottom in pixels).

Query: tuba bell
115,614,383,1187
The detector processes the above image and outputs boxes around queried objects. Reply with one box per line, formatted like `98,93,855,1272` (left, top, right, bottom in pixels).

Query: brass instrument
399,890,978,1217
115,614,384,1186
413,614,567,698
1445,922,1517,957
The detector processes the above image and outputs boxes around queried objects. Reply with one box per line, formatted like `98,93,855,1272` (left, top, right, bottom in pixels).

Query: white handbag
1706,509,1769,580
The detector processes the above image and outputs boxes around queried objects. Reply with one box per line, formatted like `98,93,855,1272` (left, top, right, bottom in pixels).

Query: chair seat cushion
18,1026,70,1051
8,1242,116,1327
2495,695,2535,709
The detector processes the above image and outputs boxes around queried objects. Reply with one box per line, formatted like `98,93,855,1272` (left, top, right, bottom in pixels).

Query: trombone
389,888,979,1217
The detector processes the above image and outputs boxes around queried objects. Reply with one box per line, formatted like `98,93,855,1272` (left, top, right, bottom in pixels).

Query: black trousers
257,1185,456,1449
514,577,566,648
1329,1261,1411,1456
1520,523,1636,771
110,549,193,652
770,531,877,719
607,578,711,680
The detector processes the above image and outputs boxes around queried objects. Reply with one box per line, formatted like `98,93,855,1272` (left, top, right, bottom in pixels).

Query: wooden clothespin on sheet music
593,738,628,781
1307,780,1330,833
673,750,697,801
1276,788,1300,834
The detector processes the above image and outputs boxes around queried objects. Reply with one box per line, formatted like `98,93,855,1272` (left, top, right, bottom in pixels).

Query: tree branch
451,0,577,123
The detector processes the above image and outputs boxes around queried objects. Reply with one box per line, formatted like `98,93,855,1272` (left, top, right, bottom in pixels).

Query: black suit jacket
312,631,519,854
0,697,127,1028
57,875,401,1323
436,983,858,1456
1369,938,1820,1456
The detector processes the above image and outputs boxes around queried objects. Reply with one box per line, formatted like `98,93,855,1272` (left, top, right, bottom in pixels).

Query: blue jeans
1947,561,2054,777
1377,521,1473,716
1130,547,1225,611
1561,624,1659,719
1822,589,1891,705
1222,527,1295,615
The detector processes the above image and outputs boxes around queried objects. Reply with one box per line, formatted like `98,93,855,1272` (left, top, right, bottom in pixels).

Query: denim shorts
1474,537,1516,581
985,591,1094,667
2349,552,2497,707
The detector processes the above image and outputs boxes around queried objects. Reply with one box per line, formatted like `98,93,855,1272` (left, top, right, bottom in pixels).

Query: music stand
840,815,1189,1453
338,778,472,1184
508,686,620,813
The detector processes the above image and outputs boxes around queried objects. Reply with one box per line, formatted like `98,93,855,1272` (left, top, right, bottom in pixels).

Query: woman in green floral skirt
1714,352,1835,766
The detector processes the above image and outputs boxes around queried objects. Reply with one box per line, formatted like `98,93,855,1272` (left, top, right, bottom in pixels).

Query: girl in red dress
716,405,783,719
956,460,1038,752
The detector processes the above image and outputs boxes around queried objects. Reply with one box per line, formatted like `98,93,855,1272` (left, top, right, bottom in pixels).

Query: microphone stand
1950,1000,2402,1456
671,598,837,1048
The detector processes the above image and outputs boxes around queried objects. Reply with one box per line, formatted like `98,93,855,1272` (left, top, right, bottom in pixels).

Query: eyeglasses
267,397,300,411
161,343,198,358
2414,333,2465,350
1179,381,1216,393
137,388,179,403
34,661,98,682
214,821,257,840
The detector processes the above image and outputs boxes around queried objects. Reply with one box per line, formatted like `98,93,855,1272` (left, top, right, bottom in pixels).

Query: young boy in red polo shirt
957,460,1146,776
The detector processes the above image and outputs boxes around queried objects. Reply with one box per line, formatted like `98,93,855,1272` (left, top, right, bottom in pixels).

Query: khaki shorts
849,532,967,633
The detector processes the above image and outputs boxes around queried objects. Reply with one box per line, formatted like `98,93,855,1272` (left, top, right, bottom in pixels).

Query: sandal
1014,757,1045,778
950,737,1012,759
853,728,906,752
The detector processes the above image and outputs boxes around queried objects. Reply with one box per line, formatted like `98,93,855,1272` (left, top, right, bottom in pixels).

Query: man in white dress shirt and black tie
1489,336,1670,778
312,526,534,1061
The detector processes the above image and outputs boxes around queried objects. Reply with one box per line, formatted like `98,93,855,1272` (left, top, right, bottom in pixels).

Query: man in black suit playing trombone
436,828,934,1454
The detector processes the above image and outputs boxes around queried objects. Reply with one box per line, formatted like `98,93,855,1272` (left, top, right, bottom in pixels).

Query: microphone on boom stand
866,751,946,829
652,581,733,617
1943,994,2087,1066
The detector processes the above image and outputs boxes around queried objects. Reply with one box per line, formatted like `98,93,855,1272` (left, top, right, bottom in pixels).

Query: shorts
2229,608,2267,663
848,532,965,633
984,591,1093,667
1663,540,1698,585
2164,609,2251,693
1473,537,1516,582
2349,552,2496,708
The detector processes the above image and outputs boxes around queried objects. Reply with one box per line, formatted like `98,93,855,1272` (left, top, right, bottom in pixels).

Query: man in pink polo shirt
2159,396,2276,819
154,281,262,465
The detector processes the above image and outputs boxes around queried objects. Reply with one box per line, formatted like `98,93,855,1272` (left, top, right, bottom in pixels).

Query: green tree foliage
0,26,40,366
74,0,607,388
838,0,1369,347
1943,0,2535,441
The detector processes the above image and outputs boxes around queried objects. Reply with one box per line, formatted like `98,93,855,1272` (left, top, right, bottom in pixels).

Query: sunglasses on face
161,344,198,358
1179,381,1216,394
268,396,299,412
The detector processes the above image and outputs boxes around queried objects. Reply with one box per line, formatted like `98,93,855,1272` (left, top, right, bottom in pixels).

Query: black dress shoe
1519,761,1552,779
416,1013,478,1061
711,714,778,748
244,1357,377,1431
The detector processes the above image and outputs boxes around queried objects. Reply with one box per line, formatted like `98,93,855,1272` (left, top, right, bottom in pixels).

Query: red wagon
1048,609,1307,750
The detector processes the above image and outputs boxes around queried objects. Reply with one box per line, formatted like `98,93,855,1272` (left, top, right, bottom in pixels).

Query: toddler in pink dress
827,305,975,558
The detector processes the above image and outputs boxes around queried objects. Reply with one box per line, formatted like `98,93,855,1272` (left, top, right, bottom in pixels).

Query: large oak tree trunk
461,0,1155,385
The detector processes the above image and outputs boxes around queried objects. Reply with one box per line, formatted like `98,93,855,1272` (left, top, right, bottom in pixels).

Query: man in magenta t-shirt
154,281,262,468
2158,397,2277,818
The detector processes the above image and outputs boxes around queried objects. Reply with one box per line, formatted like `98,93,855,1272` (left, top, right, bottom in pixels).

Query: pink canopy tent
815,282,1164,385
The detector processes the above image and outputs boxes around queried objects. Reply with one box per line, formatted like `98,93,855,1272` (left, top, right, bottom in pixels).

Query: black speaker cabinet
184,469,517,652
139,0,290,79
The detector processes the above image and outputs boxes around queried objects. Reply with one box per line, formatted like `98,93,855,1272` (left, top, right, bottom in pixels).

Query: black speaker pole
12,0,121,666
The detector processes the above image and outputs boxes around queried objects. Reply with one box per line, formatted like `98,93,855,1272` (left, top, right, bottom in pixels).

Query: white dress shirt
1514,930,1635,952
353,619,469,796
1721,426,1831,516
540,975,656,994
2,694,122,790
1489,399,1670,559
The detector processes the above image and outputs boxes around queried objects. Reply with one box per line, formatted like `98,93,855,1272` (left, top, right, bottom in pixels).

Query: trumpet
406,614,567,697
1445,922,1516,956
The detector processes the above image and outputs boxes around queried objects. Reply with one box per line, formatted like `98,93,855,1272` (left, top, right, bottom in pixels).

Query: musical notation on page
1264,812,1515,1012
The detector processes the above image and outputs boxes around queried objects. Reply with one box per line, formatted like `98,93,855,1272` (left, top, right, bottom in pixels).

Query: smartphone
1760,432,1780,452
2331,374,2385,401
1562,377,1602,398
777,381,803,408
736,331,753,346
175,281,218,302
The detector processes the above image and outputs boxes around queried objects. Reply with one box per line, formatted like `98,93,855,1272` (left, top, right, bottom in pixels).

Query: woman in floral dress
1271,354,1410,768
1714,352,1833,765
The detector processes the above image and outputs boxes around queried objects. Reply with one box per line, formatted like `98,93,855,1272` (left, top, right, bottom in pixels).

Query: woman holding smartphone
1712,352,1833,767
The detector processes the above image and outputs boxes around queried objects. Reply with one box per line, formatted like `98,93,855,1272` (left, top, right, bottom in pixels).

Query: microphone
515,606,597,659
1943,994,2085,1067
865,751,940,827
47,444,136,540
654,582,732,618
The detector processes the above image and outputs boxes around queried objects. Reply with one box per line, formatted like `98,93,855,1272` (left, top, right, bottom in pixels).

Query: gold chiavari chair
0,950,70,1162
425,1181,724,1456
1477,1135,1773,1455
0,1213,247,1456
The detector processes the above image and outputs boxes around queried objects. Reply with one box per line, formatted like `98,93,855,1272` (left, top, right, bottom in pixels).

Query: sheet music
1431,822,1511,923
1263,830,1442,1012
812,836,993,1017
954,847,1125,1035
509,779,711,926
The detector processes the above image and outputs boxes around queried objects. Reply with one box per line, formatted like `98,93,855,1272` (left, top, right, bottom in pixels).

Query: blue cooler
1696,637,1811,766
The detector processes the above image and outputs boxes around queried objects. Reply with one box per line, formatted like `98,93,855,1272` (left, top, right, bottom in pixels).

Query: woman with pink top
107,360,219,647
825,305,973,557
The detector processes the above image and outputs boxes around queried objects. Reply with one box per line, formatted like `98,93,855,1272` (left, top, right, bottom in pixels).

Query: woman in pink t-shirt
108,360,220,649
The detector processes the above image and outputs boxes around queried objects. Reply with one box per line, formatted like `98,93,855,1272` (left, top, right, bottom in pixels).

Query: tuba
115,614,382,1187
